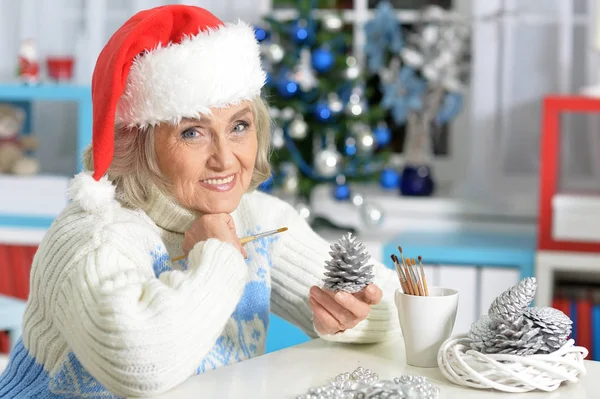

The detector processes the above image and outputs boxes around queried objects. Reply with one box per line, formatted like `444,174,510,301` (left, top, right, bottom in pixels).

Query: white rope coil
437,334,588,393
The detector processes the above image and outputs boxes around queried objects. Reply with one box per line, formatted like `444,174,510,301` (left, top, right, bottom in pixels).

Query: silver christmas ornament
269,107,281,119
314,147,342,177
271,126,285,149
323,232,374,293
351,192,364,207
293,48,318,91
265,43,284,63
345,87,367,117
288,116,308,140
281,163,300,195
295,201,312,221
345,56,361,80
322,12,343,32
354,124,375,155
327,92,344,114
297,367,439,399
468,277,575,356
281,107,296,121
360,202,384,227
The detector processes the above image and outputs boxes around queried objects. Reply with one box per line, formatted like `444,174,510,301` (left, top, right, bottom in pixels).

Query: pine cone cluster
468,277,573,356
322,232,374,293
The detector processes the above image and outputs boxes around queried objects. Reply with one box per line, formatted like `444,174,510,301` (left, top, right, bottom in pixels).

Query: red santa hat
90,5,266,180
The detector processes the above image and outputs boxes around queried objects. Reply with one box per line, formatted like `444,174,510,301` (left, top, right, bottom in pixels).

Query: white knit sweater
0,172,400,398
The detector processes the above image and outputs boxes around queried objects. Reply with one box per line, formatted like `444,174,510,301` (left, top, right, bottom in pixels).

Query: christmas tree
256,0,392,200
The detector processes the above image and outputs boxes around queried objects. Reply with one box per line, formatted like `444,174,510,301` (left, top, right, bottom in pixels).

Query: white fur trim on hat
68,172,117,213
116,21,266,127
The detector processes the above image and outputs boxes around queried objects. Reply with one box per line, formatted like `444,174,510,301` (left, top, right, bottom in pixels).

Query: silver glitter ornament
323,232,374,293
281,163,300,195
345,87,367,116
281,107,296,121
265,43,284,63
345,56,361,80
297,367,439,399
322,12,343,32
360,203,384,227
468,277,575,356
295,201,312,221
353,124,375,155
314,147,342,177
289,116,308,140
523,306,572,354
271,126,285,149
328,92,344,114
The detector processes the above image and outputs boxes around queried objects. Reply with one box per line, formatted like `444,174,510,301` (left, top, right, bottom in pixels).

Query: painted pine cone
523,306,572,353
488,277,537,323
468,314,545,356
323,232,374,293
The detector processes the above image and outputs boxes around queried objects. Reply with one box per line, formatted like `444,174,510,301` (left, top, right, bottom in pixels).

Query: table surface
153,337,599,399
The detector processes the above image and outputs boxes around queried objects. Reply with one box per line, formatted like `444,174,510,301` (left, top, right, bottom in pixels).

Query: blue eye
181,128,199,139
233,121,249,134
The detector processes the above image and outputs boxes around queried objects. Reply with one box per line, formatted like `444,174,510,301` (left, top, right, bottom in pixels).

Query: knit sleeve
266,194,401,343
53,236,248,397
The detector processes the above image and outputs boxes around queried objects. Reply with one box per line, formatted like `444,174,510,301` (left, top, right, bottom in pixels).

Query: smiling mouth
200,175,235,185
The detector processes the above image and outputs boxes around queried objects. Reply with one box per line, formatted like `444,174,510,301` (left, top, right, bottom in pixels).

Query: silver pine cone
468,314,544,356
322,232,374,293
488,277,537,323
523,306,572,353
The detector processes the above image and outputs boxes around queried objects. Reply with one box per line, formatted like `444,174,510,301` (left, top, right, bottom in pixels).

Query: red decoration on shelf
46,56,74,81
17,39,39,84
538,95,600,253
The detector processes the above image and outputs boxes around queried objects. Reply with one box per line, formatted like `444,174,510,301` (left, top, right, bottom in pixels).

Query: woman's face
154,102,258,214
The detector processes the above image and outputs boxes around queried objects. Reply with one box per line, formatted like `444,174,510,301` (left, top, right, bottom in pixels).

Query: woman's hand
183,214,247,258
308,284,383,335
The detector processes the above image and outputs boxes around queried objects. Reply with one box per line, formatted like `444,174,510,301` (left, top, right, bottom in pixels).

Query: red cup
46,56,74,81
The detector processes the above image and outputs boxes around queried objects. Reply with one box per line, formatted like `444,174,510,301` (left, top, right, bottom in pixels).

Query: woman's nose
207,137,234,170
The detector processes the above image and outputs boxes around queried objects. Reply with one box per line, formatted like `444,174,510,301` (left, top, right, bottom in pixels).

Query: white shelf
0,174,69,217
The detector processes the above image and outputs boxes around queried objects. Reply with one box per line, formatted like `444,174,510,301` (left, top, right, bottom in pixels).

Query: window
469,0,599,213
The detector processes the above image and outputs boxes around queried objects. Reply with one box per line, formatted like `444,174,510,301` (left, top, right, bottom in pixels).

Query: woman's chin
195,187,244,214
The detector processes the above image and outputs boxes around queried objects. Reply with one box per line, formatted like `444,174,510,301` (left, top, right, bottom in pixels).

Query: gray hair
82,96,272,209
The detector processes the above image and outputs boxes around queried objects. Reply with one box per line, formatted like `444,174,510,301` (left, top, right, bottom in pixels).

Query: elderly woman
0,5,400,398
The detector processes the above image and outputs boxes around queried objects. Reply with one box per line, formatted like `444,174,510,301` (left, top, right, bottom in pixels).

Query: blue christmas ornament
374,125,391,147
400,165,435,196
291,21,310,44
254,26,269,42
380,168,400,190
312,48,334,73
314,101,332,122
333,182,351,200
344,137,357,156
258,173,275,193
277,78,299,98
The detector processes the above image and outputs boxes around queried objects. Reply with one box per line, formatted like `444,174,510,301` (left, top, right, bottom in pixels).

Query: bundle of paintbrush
390,246,430,296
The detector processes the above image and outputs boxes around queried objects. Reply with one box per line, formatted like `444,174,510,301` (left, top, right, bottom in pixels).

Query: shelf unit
0,83,92,244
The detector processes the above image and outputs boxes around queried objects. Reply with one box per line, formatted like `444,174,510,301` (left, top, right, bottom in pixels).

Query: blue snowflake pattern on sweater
195,226,280,374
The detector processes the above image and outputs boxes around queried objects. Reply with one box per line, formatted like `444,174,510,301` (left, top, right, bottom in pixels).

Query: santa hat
90,5,266,181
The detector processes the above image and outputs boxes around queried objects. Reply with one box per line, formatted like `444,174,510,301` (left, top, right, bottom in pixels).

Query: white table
154,337,599,398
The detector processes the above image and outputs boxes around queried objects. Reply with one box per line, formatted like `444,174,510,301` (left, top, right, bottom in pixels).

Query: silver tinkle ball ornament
345,87,367,116
353,124,375,155
360,202,384,227
327,92,344,114
295,201,312,221
322,12,343,32
345,56,361,80
265,43,284,63
314,147,342,177
271,127,285,149
297,367,439,399
281,107,296,121
288,117,308,140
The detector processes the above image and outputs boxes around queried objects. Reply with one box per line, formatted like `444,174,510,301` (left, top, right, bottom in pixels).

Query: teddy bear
0,104,39,175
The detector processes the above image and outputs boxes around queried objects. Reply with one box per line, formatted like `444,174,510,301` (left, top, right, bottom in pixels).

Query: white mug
394,287,459,368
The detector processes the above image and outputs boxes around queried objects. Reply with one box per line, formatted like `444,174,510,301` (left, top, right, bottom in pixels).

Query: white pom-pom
68,172,117,213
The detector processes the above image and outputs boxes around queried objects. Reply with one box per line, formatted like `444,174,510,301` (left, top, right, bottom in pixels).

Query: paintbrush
172,227,288,261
